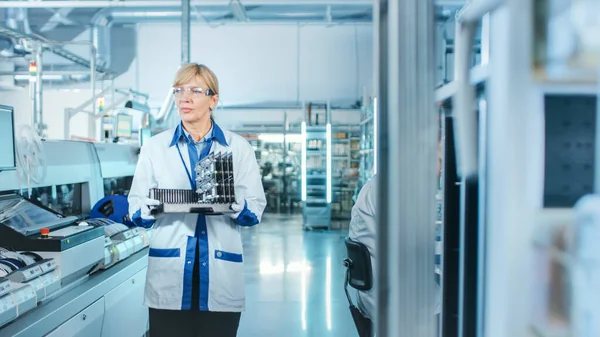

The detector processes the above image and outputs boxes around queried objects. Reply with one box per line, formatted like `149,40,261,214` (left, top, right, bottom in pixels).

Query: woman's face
174,75,218,124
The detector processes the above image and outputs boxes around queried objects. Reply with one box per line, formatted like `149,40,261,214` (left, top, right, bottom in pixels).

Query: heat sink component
149,152,236,215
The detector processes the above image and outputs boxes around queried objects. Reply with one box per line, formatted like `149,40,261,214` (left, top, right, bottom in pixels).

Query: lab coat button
201,231,206,235
187,260,191,264
216,251,222,258
202,262,207,267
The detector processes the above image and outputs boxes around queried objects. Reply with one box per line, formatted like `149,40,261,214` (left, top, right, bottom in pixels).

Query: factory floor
238,213,357,337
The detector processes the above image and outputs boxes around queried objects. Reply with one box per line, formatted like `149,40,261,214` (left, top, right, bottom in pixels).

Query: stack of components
0,248,61,328
150,152,236,215
88,219,153,273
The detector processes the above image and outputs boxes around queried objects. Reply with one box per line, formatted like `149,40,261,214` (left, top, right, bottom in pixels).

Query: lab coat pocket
211,250,245,307
146,244,186,308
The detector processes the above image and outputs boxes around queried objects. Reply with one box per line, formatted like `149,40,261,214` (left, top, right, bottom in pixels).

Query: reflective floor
238,214,358,337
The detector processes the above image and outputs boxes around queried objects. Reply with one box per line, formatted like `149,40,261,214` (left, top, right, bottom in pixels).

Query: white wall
2,87,93,140
0,22,373,139
119,23,373,107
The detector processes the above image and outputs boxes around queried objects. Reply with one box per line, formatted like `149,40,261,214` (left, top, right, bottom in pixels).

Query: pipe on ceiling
0,1,373,8
107,11,372,23
182,0,190,64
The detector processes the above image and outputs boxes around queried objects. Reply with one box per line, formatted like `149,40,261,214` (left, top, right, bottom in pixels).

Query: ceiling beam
39,8,76,32
0,1,373,9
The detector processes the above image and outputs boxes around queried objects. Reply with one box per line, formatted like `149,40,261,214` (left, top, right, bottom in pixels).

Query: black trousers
149,239,241,337
149,309,241,337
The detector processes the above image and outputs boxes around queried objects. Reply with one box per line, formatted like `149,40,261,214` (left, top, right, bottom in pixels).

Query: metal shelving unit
331,125,360,220
356,97,377,199
302,102,332,230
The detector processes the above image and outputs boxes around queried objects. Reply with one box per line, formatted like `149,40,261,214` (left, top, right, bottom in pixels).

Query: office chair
343,236,374,337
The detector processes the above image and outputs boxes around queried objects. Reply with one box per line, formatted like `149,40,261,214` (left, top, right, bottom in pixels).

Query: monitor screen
0,105,16,171
0,196,63,235
115,114,133,138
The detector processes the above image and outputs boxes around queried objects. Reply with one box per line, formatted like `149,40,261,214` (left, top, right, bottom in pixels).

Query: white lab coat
348,174,377,320
128,121,266,312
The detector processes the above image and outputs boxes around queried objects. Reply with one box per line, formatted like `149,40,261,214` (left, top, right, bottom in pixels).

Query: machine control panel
0,278,11,297
8,264,43,283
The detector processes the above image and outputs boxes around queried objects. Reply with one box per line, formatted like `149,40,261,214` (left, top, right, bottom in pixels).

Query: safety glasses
172,87,216,98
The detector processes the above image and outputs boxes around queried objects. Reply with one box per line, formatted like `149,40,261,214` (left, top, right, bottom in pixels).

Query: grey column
377,0,438,336
181,0,190,64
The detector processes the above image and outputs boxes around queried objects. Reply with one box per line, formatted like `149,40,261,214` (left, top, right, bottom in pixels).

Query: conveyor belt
0,248,148,337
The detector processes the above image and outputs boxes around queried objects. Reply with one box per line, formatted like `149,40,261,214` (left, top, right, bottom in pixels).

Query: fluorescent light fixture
326,123,332,203
301,122,307,201
229,0,248,22
14,74,63,80
373,97,378,175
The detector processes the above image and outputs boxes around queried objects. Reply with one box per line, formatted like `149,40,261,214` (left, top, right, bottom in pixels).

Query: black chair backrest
344,236,373,291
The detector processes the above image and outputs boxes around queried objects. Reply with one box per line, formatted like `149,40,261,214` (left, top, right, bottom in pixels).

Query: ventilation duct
1,7,33,57
91,10,137,77
91,13,111,69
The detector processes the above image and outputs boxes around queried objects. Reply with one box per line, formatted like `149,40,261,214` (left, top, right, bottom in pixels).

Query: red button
40,228,50,236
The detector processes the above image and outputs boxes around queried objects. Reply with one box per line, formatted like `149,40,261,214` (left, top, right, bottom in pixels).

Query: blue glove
229,200,259,227
132,197,161,228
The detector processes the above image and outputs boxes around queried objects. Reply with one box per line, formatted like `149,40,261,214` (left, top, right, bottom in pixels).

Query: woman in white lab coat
128,63,266,337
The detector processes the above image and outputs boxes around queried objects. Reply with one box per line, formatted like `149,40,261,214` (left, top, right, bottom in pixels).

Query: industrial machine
0,246,61,328
93,142,138,197
150,152,236,215
0,194,105,286
0,105,15,172
0,104,148,337
88,219,152,273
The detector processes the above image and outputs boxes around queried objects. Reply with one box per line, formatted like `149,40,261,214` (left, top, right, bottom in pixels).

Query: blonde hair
173,63,219,95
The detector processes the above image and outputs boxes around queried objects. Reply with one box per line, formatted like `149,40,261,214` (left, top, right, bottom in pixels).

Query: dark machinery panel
544,95,596,207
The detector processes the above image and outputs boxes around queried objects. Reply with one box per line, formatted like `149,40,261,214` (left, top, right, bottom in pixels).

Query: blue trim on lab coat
169,120,228,148
214,250,243,263
181,236,196,310
149,248,180,258
198,215,210,311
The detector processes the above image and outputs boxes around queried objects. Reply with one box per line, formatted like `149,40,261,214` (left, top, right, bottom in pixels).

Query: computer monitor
115,114,133,139
0,105,16,171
